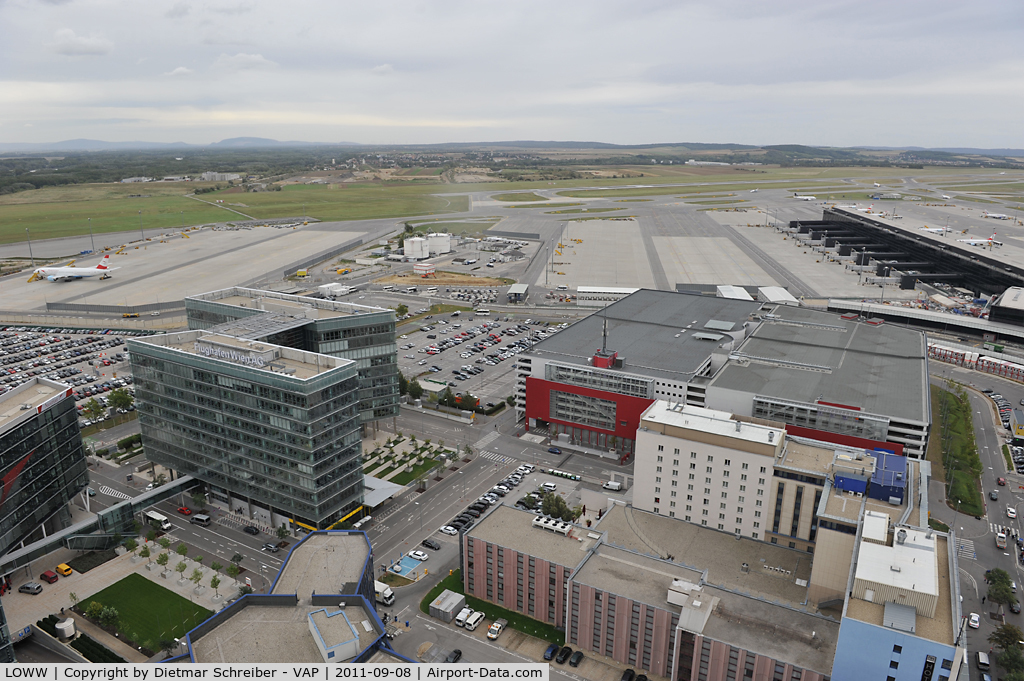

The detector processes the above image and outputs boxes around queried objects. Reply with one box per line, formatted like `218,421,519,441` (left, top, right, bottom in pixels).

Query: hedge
70,633,126,663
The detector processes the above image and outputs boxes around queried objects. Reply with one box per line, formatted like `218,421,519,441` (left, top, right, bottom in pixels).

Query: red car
176,507,192,515
998,477,1007,486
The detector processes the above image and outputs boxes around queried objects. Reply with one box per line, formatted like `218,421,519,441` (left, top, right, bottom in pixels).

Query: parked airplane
749,189,758,193
983,211,1011,220
28,255,117,282
793,195,816,201
920,226,952,234
856,205,875,213
873,183,881,187
957,234,1002,247
941,195,951,200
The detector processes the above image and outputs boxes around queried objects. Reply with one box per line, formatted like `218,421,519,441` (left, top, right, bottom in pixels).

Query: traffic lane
160,520,286,590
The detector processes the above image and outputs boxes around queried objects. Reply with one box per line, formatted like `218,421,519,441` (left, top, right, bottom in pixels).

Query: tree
999,646,1024,675
990,623,1024,652
176,543,189,559
541,493,574,522
210,575,221,597
69,592,79,609
506,395,516,407
156,552,169,568
458,392,479,410
398,373,408,396
124,538,138,556
87,601,104,620
226,563,240,580
158,537,171,550
108,388,134,412
146,529,157,543
191,492,207,510
238,585,255,596
82,398,104,421
404,223,415,234
194,555,204,566
210,561,223,575
99,606,120,629
231,553,244,565
463,444,473,458
189,568,204,588
175,561,188,579
439,387,456,407
139,545,151,560
989,582,1016,608
277,525,290,540
395,304,408,317
409,379,423,400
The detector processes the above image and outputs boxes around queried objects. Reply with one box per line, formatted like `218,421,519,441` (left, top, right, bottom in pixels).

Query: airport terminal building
185,288,399,428
128,331,364,529
515,290,930,459
0,378,90,662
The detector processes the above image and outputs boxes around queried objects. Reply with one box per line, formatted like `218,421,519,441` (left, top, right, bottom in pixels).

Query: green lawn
930,383,984,516
389,458,441,486
81,573,212,645
419,569,564,646
544,207,623,214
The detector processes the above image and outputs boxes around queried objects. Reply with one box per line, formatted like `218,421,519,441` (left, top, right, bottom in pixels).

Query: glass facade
545,362,653,399
186,293,399,424
129,339,364,528
0,384,89,662
753,396,890,441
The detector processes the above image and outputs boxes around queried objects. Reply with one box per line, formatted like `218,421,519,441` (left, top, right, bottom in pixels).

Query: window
686,505,692,511
671,480,678,487
737,507,743,514
723,470,730,477
671,491,677,497
653,507,659,513
690,463,696,470
721,492,728,499
741,474,747,481
753,522,759,528
685,515,691,521
892,645,902,654
670,501,676,507
690,452,697,459
759,478,765,485
889,661,899,669
674,448,680,455
720,503,727,509
736,518,743,524
672,469,678,477
658,446,664,452
738,496,745,503
655,487,660,493
756,500,763,507
742,463,748,470
760,466,766,473
704,488,710,495
754,511,761,517
722,481,729,488
656,466,662,472
707,455,714,462
687,494,693,501
656,477,661,483
702,509,708,516
703,498,709,505
673,459,679,466
706,466,713,473
739,485,746,492
757,489,764,496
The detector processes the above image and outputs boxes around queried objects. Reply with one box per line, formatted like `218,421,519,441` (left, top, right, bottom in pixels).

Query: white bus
474,309,491,316
144,510,172,531
381,285,396,292
425,286,438,294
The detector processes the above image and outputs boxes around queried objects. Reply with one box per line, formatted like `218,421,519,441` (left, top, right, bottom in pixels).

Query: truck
486,618,508,640
144,510,172,531
318,283,354,299
997,532,1008,549
374,580,395,606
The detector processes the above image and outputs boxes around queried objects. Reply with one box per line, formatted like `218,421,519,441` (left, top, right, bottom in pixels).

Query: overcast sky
2,0,1022,148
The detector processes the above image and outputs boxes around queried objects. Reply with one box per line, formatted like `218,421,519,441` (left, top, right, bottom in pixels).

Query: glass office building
0,378,90,662
128,331,364,529
185,288,398,427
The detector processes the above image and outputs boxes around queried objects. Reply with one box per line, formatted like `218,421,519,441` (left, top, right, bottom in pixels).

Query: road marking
99,485,130,500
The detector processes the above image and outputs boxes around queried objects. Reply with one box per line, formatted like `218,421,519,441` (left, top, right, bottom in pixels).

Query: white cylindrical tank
55,618,76,641
406,237,428,260
427,233,451,255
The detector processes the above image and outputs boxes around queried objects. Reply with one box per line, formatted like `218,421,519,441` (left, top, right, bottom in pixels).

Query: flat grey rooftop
467,505,596,569
272,532,370,597
574,545,704,609
526,290,761,382
598,505,813,609
191,602,378,664
711,304,928,422
0,378,65,434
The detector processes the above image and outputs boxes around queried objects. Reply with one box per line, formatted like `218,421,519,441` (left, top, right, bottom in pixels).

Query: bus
381,285,396,292
406,286,418,293
474,309,490,316
144,510,172,531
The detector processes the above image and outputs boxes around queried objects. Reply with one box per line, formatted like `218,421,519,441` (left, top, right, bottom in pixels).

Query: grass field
82,573,212,645
929,383,984,517
491,192,548,202
419,569,563,646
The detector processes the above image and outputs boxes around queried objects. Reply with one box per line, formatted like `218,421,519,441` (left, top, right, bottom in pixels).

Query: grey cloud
213,53,277,71
50,28,113,56
165,2,189,19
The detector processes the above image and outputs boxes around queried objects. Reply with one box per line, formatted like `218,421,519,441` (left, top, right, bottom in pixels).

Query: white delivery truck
144,510,172,531
374,580,395,606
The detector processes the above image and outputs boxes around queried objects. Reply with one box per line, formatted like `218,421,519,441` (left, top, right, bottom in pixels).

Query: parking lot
397,311,569,407
0,326,137,427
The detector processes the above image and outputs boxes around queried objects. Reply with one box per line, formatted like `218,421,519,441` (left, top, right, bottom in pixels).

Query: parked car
409,550,429,561
177,506,192,515
440,525,458,535
39,570,59,584
620,671,636,681
569,651,584,667
18,582,43,595
556,646,573,664
243,526,260,535
421,538,441,550
445,649,462,663
543,644,560,661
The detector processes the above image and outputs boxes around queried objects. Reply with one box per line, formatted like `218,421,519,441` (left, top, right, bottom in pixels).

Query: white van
464,611,486,631
602,481,622,491
454,607,473,627
556,284,568,291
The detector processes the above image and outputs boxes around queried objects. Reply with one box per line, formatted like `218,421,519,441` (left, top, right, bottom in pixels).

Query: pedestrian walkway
474,431,501,450
479,450,516,464
99,485,130,500
957,538,977,561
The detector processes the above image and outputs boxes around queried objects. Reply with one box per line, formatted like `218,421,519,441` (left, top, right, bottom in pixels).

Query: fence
485,230,540,240
246,237,364,285
45,300,186,315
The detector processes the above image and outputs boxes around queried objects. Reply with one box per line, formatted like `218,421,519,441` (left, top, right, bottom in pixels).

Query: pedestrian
983,596,986,604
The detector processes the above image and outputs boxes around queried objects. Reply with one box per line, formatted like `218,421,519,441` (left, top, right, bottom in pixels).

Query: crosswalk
99,485,130,500
474,431,500,449
956,538,976,561
480,450,516,464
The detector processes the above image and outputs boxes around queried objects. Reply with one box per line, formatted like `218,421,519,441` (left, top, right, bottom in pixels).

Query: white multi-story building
634,402,784,540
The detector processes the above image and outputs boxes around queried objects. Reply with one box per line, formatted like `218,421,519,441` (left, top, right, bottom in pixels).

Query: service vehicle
374,580,395,605
487,618,508,640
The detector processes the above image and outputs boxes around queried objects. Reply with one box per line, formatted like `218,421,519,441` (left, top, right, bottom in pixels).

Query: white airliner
749,189,758,193
873,183,881,187
920,226,952,234
957,234,1002,247
793,195,816,201
856,205,875,213
983,211,1011,220
28,255,117,282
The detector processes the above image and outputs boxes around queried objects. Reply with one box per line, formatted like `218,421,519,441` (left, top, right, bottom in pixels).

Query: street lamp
414,501,423,531
458,471,465,500
138,211,145,241
25,228,34,267
87,218,95,253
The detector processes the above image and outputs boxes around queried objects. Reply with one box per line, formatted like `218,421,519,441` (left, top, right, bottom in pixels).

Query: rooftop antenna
601,309,608,354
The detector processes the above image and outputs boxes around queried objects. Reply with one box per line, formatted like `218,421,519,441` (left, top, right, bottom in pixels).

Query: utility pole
25,228,35,267
138,211,145,241
87,218,95,253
